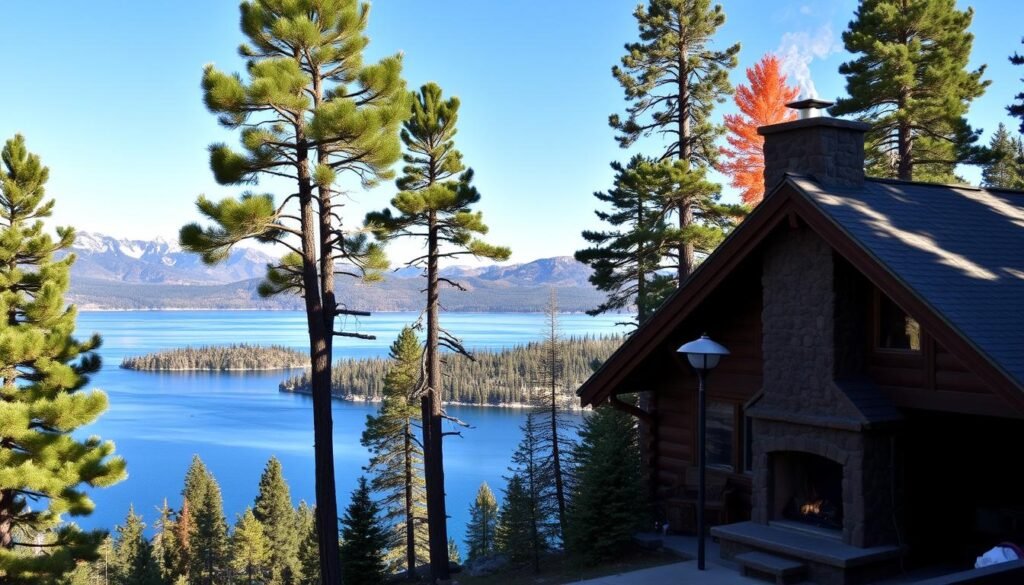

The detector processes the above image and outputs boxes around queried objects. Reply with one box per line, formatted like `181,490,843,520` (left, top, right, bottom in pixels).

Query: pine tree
610,0,741,279
152,500,178,584
179,4,408,582
172,501,193,582
365,82,510,581
112,506,161,585
533,292,574,542
495,475,533,568
1010,38,1024,134
831,0,989,181
338,478,388,585
447,538,460,565
360,327,427,578
464,483,498,561
567,406,646,563
181,458,227,585
231,509,271,585
982,123,1024,189
0,134,127,583
504,413,556,573
252,457,299,585
719,54,799,204
575,156,676,324
295,503,318,585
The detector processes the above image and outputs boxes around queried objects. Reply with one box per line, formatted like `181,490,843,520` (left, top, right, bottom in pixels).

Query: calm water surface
74,311,625,547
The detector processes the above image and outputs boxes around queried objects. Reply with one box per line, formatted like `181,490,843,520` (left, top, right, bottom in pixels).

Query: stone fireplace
773,451,843,533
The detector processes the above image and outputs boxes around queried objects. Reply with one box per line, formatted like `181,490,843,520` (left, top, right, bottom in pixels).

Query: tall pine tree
111,506,161,585
495,475,534,569
464,483,498,562
1010,38,1024,134
719,54,799,204
230,508,271,585
611,0,741,279
338,477,388,585
365,82,510,581
179,4,408,582
575,156,676,324
567,406,646,563
0,134,126,583
504,413,556,573
252,457,299,585
152,500,178,584
831,0,989,181
361,327,427,578
181,457,227,585
981,124,1024,189
295,503,318,585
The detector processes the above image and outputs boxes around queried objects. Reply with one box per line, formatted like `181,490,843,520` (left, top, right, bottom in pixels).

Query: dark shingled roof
791,175,1024,389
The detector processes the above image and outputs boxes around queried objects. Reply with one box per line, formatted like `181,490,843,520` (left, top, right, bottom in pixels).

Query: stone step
736,551,807,585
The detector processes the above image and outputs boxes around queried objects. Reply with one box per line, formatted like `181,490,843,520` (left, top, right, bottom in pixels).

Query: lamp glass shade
677,335,730,372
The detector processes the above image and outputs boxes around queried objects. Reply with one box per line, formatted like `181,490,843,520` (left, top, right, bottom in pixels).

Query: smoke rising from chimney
777,25,840,99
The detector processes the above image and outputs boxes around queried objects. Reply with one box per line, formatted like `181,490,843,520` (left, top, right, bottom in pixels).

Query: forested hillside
280,335,622,406
122,344,308,371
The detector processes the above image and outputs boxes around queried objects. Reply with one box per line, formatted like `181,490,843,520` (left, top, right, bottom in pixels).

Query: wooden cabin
577,103,1024,584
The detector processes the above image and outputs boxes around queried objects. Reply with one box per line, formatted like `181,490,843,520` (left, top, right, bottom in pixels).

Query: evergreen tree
719,54,799,204
567,406,646,563
231,509,271,585
464,483,498,561
611,0,741,279
360,327,427,578
252,457,299,585
181,458,227,585
295,503,318,585
1010,38,1024,134
505,413,556,573
575,156,676,324
112,506,161,585
0,134,127,583
171,501,193,583
495,475,533,568
152,500,178,584
981,123,1024,189
338,478,388,585
365,82,511,581
179,4,408,582
831,0,989,181
533,292,574,542
447,538,460,565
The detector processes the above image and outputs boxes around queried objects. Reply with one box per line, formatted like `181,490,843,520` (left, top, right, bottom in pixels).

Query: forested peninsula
279,335,623,407
121,344,308,371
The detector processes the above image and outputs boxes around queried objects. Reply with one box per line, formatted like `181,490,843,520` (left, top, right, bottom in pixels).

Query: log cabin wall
643,260,764,526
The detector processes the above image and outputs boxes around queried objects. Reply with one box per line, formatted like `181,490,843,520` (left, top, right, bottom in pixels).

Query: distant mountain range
65,232,606,312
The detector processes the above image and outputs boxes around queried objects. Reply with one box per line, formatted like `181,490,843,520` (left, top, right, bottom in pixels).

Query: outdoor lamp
677,334,729,571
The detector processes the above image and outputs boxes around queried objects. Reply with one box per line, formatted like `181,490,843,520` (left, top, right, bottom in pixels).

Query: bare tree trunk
296,141,341,585
546,298,568,541
677,44,695,280
423,212,450,582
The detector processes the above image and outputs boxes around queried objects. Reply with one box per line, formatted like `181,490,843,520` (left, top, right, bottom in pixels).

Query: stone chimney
758,98,870,193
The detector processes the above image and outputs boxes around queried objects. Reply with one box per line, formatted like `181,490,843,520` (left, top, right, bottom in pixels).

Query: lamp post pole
677,334,729,573
697,364,707,570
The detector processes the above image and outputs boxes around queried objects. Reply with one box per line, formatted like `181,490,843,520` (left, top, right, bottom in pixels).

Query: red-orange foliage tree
719,55,799,205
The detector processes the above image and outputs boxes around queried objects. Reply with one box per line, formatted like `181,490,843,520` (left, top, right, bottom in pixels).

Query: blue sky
1,1,1020,265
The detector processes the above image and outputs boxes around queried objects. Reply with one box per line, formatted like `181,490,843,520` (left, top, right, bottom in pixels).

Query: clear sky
1,1,1020,265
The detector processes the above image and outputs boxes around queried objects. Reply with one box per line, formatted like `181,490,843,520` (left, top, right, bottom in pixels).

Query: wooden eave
577,175,1024,415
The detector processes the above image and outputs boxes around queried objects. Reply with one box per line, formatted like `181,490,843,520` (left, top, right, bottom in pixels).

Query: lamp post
677,334,730,571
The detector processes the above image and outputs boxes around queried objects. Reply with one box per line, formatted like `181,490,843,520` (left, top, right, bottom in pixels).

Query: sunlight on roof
814,191,999,281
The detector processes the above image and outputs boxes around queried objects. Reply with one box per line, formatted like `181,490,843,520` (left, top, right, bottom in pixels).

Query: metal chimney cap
786,98,835,110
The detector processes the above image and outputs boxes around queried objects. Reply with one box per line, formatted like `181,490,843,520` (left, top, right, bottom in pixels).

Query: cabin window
707,401,735,471
877,294,920,351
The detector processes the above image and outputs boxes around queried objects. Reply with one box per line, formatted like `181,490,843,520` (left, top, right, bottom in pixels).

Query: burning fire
800,500,823,516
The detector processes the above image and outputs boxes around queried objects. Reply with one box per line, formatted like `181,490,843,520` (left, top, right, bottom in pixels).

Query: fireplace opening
772,452,843,532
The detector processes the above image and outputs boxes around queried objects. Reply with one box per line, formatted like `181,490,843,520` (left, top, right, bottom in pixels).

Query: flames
800,500,823,516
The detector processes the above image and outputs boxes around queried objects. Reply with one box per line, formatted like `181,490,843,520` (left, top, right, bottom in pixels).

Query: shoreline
279,386,586,411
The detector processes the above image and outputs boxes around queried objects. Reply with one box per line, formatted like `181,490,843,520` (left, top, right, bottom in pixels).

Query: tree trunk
679,202,694,279
297,142,342,585
404,421,417,579
677,43,695,280
548,318,567,541
423,212,450,581
898,119,913,181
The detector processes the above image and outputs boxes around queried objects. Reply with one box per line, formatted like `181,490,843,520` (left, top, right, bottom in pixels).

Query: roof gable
578,175,1024,411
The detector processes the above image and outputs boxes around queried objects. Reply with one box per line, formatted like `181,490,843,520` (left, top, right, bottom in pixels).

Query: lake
74,310,625,549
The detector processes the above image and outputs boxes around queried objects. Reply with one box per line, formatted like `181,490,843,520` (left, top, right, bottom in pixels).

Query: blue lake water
73,310,625,549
